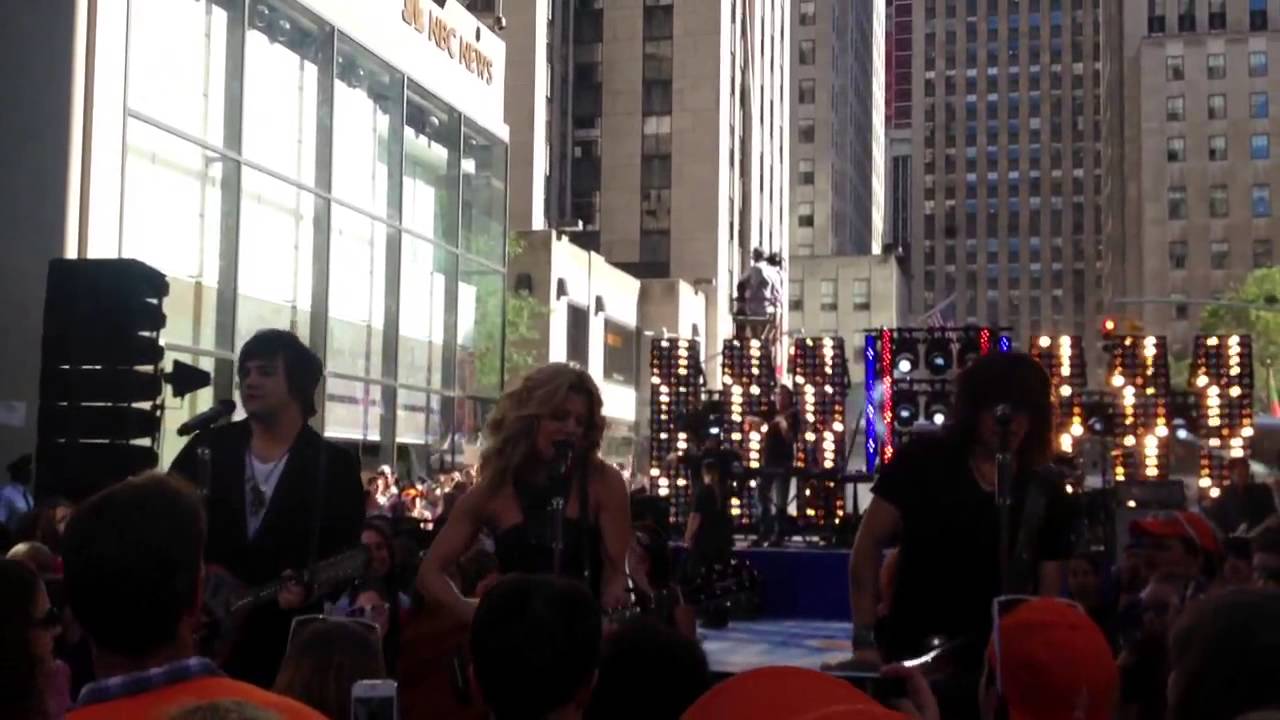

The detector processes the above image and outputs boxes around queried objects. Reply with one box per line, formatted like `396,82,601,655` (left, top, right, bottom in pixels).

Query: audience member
335,520,407,674
6,541,60,578
0,454,34,534
1118,571,1188,720
62,474,323,719
1130,511,1222,591
1252,523,1280,588
15,498,73,556
683,666,908,720
1167,588,1280,720
585,617,709,720
1115,540,1151,606
332,580,398,676
977,598,1118,720
1219,536,1255,589
470,574,601,720
272,618,386,720
0,558,67,720
1066,551,1116,647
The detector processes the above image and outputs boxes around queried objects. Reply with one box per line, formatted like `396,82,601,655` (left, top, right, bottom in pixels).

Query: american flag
918,292,957,329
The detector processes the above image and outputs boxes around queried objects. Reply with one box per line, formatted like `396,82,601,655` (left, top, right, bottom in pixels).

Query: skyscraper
497,0,792,376
1104,0,1279,359
909,0,1105,352
790,0,885,257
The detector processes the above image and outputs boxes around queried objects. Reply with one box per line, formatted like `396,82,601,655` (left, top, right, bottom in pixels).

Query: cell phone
351,679,398,720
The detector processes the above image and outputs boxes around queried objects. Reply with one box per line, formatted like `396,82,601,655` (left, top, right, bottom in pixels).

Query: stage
700,619,854,676
734,544,852,621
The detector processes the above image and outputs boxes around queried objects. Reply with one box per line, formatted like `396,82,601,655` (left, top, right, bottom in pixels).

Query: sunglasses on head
286,614,380,654
345,602,390,620
32,606,61,631
989,595,1085,698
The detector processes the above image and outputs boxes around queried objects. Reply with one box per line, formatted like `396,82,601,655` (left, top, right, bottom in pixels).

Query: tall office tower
494,1,791,379
1104,0,1280,359
887,0,914,267
909,0,1105,352
791,0,885,258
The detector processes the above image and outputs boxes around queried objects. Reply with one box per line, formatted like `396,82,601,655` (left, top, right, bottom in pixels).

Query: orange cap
682,666,906,720
988,599,1119,720
1130,511,1222,555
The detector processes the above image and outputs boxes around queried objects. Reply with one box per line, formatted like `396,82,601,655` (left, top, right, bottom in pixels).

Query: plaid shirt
76,657,223,709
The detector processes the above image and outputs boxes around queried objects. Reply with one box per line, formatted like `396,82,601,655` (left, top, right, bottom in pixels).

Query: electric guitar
609,556,761,624
200,546,370,662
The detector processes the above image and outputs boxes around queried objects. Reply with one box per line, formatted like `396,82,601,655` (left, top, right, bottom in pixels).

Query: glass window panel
461,123,509,265
159,353,217,467
121,119,227,351
332,36,400,214
327,205,388,378
395,389,449,486
236,166,315,350
453,396,495,467
127,0,234,146
404,85,461,244
398,238,457,391
603,319,637,386
242,0,328,185
323,377,386,448
457,259,506,398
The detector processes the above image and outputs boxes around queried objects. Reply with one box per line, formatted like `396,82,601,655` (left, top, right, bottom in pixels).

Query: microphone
551,439,574,478
177,399,236,437
993,404,1015,428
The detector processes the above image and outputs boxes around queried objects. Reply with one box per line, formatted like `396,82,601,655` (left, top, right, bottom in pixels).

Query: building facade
0,0,509,476
495,0,790,384
1105,0,1280,358
787,253,908,469
791,0,885,258
908,0,1105,352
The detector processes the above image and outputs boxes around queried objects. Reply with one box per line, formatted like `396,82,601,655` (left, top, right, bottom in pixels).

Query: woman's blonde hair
478,363,605,494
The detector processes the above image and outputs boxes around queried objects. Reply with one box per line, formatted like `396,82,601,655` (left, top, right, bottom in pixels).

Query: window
1210,241,1230,270
1174,297,1189,320
798,159,815,185
641,189,671,230
1252,92,1270,119
799,79,816,104
798,202,815,228
798,119,815,143
602,319,637,385
1168,186,1188,219
1178,0,1196,31
1167,137,1186,162
799,40,816,66
1253,134,1271,160
1167,55,1184,81
1209,0,1226,30
851,279,871,311
1209,134,1228,161
799,0,816,25
1251,0,1268,31
1149,0,1166,33
1253,184,1272,217
1250,51,1269,77
1254,239,1274,268
1207,53,1226,80
1167,95,1185,121
789,281,803,311
566,303,589,369
642,114,672,154
1210,185,1229,217
820,279,837,312
1169,240,1188,269
1208,94,1226,120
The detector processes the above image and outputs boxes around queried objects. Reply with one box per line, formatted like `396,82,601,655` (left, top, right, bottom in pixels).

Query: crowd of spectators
2,444,1280,719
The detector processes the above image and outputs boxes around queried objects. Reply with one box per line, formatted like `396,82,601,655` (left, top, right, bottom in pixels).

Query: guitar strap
1009,468,1050,595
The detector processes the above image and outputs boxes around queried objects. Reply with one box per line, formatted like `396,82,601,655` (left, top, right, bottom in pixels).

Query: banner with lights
1031,335,1088,456
864,326,1013,473
790,337,852,531
1190,334,1255,498
648,338,704,524
721,337,776,529
1105,335,1172,482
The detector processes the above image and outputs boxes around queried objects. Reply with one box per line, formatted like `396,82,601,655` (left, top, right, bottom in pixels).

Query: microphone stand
994,407,1015,595
549,444,573,577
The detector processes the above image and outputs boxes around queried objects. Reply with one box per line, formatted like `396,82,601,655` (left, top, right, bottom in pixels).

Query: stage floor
699,619,854,675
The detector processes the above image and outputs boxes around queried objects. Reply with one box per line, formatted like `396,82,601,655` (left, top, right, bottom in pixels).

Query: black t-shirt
690,484,734,566
763,408,798,470
872,434,1074,660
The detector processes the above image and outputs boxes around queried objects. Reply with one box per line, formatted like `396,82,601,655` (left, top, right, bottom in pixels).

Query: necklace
247,451,288,517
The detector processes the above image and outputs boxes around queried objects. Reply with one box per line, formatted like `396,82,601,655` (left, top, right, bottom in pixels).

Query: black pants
756,469,790,540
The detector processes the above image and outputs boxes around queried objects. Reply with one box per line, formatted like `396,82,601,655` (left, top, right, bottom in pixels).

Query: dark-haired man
170,329,363,687
64,474,323,719
470,574,602,720
829,352,1074,720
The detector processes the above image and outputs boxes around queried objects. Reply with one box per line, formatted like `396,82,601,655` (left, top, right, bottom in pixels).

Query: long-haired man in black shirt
836,352,1073,720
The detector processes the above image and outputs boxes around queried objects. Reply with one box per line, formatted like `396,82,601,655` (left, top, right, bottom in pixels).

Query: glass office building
81,0,509,476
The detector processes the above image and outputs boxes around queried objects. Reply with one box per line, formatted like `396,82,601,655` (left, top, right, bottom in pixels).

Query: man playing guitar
170,329,364,688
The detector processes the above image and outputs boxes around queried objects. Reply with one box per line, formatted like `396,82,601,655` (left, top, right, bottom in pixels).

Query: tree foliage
1199,267,1280,411
469,234,548,393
